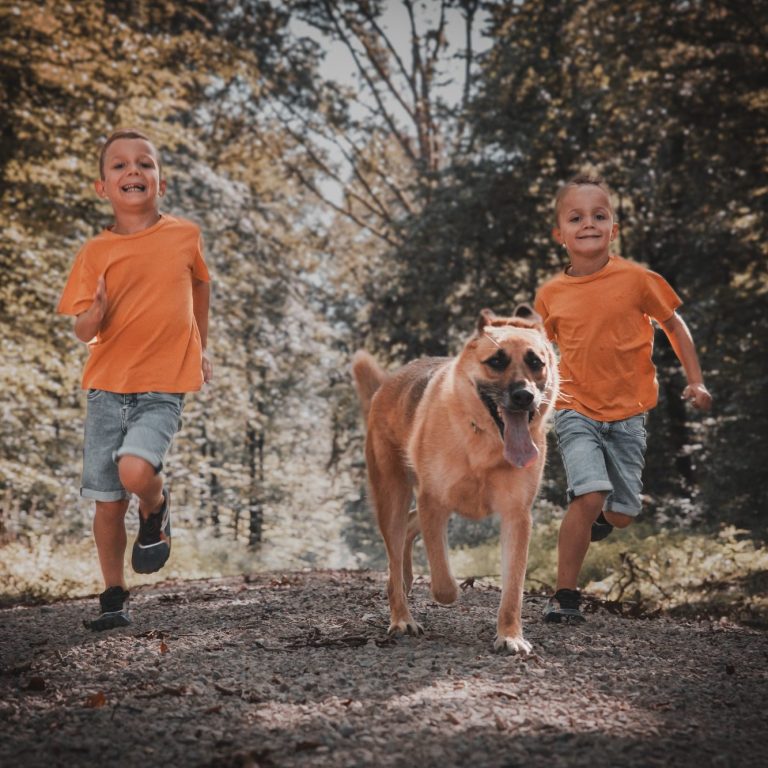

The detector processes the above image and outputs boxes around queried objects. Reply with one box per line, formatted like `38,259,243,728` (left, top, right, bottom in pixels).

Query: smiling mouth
121,184,146,192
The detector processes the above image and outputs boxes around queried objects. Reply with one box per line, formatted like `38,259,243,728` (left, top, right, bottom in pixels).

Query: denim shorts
554,409,647,516
81,390,185,502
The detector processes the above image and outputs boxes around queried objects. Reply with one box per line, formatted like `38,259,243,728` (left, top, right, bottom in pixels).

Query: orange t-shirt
57,215,210,393
534,255,681,421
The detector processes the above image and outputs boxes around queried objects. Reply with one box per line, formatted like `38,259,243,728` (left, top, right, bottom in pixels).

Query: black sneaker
83,586,130,631
543,588,586,623
131,488,171,574
591,512,614,542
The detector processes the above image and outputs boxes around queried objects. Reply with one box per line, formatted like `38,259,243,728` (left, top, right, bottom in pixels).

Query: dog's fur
352,307,558,654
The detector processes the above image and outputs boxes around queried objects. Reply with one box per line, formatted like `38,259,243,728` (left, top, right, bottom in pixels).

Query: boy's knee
604,510,634,528
95,499,129,517
571,491,607,518
117,455,157,492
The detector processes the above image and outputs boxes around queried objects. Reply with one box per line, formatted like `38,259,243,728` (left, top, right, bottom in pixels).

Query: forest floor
1,569,766,768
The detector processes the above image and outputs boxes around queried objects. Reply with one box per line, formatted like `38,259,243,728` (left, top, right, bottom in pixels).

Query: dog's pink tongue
501,409,539,468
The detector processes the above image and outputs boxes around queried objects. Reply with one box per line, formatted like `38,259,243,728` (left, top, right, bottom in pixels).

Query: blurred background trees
0,0,765,569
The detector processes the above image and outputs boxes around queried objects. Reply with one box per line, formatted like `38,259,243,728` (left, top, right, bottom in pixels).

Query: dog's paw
493,634,532,655
388,618,425,636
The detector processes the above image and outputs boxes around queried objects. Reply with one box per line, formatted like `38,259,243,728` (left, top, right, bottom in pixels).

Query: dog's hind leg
418,494,458,605
403,508,420,595
367,444,424,635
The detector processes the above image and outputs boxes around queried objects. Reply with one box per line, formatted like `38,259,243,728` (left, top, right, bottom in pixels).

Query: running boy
534,174,712,622
58,129,212,630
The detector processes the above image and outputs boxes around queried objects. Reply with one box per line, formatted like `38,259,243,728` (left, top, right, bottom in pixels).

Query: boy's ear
610,222,619,241
159,178,167,197
94,179,107,198
551,226,563,245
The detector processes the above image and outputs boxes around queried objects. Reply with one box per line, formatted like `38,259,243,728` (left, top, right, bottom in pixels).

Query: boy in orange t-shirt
534,174,712,622
58,130,212,630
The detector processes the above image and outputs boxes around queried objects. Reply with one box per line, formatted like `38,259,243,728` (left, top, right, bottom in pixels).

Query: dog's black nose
509,388,534,409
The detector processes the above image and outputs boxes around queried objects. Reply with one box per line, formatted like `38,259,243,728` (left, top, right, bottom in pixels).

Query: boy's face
94,138,166,213
552,185,618,260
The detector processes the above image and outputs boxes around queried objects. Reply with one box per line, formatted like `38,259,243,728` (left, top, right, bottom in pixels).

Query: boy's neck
566,252,611,277
110,209,162,235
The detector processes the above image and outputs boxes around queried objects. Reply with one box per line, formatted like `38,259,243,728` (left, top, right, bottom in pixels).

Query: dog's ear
477,308,496,333
513,303,542,324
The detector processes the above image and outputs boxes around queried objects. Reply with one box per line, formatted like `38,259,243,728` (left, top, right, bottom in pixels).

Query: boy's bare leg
93,499,130,589
556,491,607,590
117,455,164,518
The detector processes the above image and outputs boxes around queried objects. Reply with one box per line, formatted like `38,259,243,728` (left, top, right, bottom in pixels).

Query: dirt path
1,570,766,768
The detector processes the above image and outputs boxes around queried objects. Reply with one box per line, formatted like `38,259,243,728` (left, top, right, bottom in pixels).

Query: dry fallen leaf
84,691,106,709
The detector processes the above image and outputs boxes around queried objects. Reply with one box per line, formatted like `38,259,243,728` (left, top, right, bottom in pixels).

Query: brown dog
352,307,558,654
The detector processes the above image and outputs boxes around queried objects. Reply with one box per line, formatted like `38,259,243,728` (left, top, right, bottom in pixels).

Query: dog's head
458,305,559,469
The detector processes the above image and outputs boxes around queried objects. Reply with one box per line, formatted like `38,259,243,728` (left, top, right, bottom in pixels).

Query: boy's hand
91,275,108,322
74,275,108,342
683,382,713,411
202,351,213,383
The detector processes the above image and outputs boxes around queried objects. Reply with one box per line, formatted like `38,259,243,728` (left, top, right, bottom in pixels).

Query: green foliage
373,0,767,525
0,0,765,610
0,0,345,543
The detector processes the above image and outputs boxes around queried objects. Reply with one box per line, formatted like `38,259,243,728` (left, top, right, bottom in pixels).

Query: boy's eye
483,350,510,372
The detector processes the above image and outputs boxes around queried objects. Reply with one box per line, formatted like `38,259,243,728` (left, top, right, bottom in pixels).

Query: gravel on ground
1,569,766,768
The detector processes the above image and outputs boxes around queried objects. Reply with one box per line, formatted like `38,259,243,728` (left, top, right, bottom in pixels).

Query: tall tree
0,0,342,547
391,0,768,526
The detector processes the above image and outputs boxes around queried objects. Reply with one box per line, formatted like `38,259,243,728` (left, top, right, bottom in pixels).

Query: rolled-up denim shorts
81,390,185,502
554,409,647,516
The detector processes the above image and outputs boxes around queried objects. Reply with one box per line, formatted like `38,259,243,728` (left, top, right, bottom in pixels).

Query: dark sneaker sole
132,536,171,574
543,608,586,623
83,610,131,631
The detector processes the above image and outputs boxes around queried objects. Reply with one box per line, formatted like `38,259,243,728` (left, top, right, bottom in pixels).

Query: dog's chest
442,473,498,520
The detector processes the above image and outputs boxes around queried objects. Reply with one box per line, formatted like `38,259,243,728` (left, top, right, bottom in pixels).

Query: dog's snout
509,387,534,410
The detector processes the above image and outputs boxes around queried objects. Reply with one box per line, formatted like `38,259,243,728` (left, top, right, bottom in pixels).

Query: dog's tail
351,350,388,424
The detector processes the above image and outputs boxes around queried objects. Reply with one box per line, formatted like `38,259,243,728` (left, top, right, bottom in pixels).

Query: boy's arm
193,278,212,383
73,275,107,342
660,311,713,411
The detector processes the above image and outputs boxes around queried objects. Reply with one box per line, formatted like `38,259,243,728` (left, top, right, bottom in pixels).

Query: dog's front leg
494,509,533,655
419,494,458,605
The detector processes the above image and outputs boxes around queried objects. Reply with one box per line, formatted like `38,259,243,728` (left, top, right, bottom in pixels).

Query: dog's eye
525,351,545,373
483,350,510,371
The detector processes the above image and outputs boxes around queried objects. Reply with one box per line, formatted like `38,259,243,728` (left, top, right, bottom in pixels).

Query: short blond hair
554,173,613,223
98,129,160,180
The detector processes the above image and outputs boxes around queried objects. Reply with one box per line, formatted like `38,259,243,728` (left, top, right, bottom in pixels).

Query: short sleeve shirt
58,215,210,393
534,255,681,420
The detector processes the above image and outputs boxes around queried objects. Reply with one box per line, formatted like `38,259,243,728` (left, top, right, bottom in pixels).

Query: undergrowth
2,517,766,629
